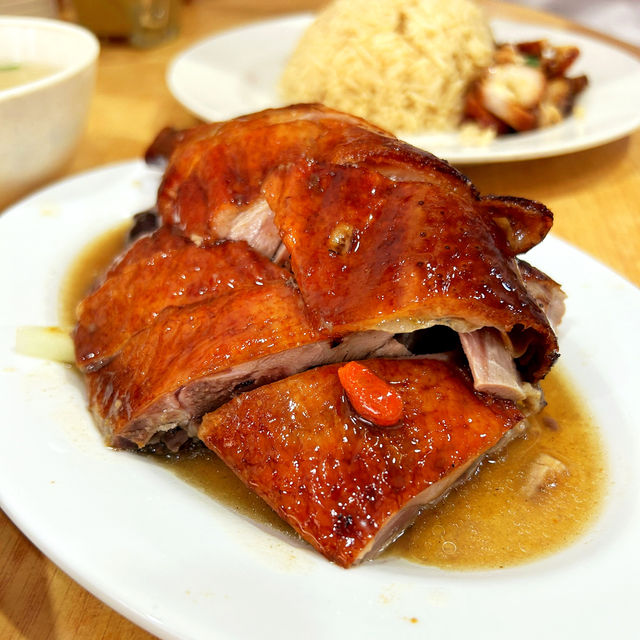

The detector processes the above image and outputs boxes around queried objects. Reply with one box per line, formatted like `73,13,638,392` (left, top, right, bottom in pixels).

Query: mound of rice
280,0,495,133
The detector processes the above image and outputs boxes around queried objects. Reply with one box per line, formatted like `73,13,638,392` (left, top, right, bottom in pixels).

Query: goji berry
337,361,403,427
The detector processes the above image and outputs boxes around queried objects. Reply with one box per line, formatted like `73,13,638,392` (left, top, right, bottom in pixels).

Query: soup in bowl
0,17,99,210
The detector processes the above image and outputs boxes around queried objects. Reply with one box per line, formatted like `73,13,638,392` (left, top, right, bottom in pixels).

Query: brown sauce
58,221,131,329
152,367,606,570
153,446,296,538
388,368,606,569
62,223,608,570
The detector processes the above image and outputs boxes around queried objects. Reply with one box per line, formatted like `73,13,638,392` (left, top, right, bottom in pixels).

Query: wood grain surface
1,1,638,639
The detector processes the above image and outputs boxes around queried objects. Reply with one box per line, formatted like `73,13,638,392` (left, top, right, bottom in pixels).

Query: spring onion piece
15,326,75,363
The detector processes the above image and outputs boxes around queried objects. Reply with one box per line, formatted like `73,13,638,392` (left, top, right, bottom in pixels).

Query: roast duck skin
153,104,389,254
73,228,290,372
82,231,402,449
154,104,552,257
150,104,561,391
199,358,525,568
72,104,565,563
264,160,558,385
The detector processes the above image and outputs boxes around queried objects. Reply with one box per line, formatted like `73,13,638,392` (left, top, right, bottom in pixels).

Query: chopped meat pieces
522,453,569,498
86,276,401,450
464,40,588,134
265,160,558,383
71,106,567,569
74,229,288,371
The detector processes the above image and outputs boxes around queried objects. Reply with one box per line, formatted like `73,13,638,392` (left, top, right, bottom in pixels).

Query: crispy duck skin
199,358,524,568
74,228,289,372
264,161,558,383
145,104,559,394
154,104,552,258
155,104,391,245
153,105,558,390
77,104,562,451
86,275,403,450
86,280,321,448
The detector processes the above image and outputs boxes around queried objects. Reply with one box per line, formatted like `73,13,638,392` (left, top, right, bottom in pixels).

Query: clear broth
0,62,58,91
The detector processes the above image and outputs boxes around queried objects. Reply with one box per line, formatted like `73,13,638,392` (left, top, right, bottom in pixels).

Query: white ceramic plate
1,161,639,640
167,14,640,164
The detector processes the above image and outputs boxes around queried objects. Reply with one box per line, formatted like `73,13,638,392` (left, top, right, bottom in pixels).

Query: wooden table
1,1,638,638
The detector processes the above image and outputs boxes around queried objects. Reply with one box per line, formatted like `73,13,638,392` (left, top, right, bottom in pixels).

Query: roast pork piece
199,358,525,568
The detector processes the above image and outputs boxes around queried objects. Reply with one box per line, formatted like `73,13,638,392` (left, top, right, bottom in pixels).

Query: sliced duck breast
86,278,403,450
155,104,391,251
199,358,525,567
74,228,289,372
264,161,558,385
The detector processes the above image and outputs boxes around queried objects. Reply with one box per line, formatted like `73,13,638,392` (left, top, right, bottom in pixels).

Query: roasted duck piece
154,104,553,257
264,160,558,394
517,259,566,331
79,234,403,450
155,104,390,254
199,358,525,567
74,228,289,371
70,104,566,568
78,104,562,435
150,104,560,399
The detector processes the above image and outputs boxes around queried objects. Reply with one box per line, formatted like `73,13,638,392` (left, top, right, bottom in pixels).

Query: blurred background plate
167,13,640,164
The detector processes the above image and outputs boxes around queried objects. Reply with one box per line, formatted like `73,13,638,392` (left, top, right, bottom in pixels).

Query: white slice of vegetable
15,326,75,364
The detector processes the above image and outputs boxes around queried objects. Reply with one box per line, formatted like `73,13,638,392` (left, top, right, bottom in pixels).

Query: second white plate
167,14,640,164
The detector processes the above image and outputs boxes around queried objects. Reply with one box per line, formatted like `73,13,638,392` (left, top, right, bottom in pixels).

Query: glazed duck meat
77,227,402,449
74,228,289,372
153,104,390,256
264,159,559,399
154,104,554,256
199,358,525,567
149,104,561,397
72,104,565,564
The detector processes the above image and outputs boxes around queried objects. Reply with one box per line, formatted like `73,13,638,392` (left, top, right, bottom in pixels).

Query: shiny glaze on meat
265,161,557,382
74,105,563,457
329,137,552,257
392,366,606,569
153,104,558,385
199,358,524,567
153,368,605,571
87,279,322,448
156,104,390,243
74,228,288,371
73,222,406,450
156,104,552,257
